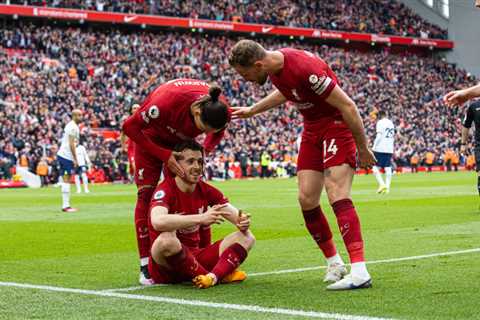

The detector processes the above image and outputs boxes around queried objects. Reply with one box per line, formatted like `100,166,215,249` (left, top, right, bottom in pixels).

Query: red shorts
134,147,164,187
297,121,356,172
148,240,222,284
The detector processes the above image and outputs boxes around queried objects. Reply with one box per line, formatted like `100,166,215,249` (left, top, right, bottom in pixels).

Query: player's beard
184,169,202,184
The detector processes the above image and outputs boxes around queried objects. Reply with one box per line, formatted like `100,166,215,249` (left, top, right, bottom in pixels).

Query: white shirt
57,121,80,161
76,145,91,167
373,118,395,154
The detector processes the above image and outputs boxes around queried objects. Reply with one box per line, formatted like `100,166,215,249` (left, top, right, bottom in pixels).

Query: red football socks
135,187,155,259
211,243,247,280
302,206,337,258
332,199,365,263
165,244,208,278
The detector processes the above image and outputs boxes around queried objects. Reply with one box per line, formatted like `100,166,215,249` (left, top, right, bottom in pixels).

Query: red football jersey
269,48,343,127
148,177,229,250
123,79,229,161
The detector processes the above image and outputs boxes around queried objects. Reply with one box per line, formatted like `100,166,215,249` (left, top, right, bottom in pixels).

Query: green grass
0,171,479,320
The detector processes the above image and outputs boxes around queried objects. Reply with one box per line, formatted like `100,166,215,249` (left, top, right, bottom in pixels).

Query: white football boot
326,273,372,290
323,263,348,283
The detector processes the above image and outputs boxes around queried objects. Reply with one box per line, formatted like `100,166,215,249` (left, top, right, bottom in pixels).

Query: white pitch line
104,247,480,292
100,284,168,293
0,281,394,320
248,247,480,277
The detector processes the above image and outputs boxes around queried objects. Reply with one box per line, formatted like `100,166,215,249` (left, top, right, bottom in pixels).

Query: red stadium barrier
0,180,28,188
0,4,454,49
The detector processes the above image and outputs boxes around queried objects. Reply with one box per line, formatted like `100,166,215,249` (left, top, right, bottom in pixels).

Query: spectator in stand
0,21,475,184
11,0,448,39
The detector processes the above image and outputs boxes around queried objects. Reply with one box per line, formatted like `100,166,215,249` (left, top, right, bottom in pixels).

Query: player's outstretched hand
231,107,255,119
236,210,251,232
358,148,376,169
443,89,470,107
200,204,228,226
167,152,185,178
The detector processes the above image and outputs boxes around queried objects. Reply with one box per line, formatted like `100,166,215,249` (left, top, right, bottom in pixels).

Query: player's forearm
251,89,287,115
465,83,480,100
123,116,171,162
340,103,369,150
461,127,470,145
152,214,201,232
222,203,240,225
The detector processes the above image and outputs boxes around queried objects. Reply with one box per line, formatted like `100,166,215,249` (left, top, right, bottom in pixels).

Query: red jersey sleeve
300,52,337,100
122,90,172,162
150,183,173,211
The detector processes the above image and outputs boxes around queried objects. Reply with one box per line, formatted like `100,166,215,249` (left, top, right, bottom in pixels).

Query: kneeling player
148,141,255,288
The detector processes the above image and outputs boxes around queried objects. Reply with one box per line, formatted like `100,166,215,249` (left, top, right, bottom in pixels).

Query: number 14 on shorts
323,139,338,163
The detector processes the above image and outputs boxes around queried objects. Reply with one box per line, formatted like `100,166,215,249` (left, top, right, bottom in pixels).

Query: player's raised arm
444,83,480,107
232,89,287,119
325,85,376,168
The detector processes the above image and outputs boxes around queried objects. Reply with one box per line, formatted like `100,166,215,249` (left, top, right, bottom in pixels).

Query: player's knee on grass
151,232,182,262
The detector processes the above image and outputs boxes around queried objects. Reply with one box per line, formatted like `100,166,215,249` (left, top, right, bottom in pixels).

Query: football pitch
0,171,479,320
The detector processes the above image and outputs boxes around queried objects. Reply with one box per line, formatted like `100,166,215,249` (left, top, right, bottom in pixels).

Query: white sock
385,167,392,189
74,175,81,192
372,166,385,186
81,173,89,192
61,182,71,208
351,262,370,279
140,257,149,267
326,253,344,266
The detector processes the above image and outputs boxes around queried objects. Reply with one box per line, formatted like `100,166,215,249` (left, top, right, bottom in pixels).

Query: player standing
56,109,82,212
371,111,395,194
122,79,231,285
461,100,480,195
74,138,92,194
121,104,141,183
148,141,254,288
229,40,375,290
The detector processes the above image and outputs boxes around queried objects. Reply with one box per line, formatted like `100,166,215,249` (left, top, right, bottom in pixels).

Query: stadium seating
9,0,448,39
0,21,473,182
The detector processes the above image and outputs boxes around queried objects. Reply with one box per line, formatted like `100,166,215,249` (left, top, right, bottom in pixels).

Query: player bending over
148,141,254,288
229,40,375,290
122,79,231,285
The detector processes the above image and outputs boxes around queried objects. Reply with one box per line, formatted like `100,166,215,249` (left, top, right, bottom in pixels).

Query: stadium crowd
5,0,448,39
0,21,474,183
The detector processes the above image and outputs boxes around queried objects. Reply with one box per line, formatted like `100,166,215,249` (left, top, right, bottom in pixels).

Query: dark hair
197,84,230,130
173,140,204,160
378,110,386,118
228,39,267,67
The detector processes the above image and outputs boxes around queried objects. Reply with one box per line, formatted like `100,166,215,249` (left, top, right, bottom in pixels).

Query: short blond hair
228,40,267,67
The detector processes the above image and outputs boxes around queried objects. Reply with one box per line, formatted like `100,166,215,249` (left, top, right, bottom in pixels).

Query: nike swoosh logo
124,16,137,23
323,155,335,163
262,27,274,33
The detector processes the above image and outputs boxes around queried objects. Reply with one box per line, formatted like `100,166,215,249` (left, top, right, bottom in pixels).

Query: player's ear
253,61,263,70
